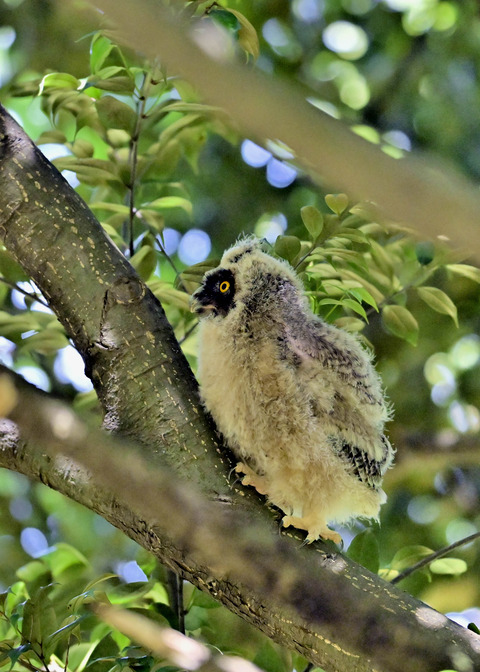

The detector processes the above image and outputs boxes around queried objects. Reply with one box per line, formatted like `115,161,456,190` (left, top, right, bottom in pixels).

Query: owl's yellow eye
219,281,230,293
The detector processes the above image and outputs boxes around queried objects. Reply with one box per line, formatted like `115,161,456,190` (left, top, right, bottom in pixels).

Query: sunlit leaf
90,34,115,73
39,72,80,94
347,286,378,311
369,240,394,277
416,286,458,327
334,316,365,332
446,264,480,283
430,558,467,576
145,197,193,216
342,298,368,320
228,8,260,60
382,304,419,346
325,193,349,215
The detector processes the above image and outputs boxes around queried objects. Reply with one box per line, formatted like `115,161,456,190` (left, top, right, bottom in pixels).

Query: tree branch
0,366,479,672
90,0,480,259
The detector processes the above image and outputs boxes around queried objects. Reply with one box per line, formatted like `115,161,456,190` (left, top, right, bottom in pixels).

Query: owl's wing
283,317,393,478
329,434,393,490
284,318,382,406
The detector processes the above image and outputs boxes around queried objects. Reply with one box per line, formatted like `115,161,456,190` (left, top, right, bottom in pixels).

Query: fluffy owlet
191,237,394,543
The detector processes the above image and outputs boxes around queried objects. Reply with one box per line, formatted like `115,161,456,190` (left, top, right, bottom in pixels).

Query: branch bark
90,0,480,259
0,366,479,672
0,103,479,672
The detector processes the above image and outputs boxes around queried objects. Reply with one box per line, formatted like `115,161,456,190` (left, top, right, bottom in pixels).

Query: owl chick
191,237,394,544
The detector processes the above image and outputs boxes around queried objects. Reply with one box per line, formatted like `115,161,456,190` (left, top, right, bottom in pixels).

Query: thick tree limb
91,0,480,258
0,367,479,672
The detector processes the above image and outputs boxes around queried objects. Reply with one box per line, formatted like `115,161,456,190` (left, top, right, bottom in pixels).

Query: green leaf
71,139,94,158
325,193,349,215
391,545,433,571
88,76,135,93
347,286,378,311
53,157,120,184
347,530,380,573
446,264,480,283
369,240,394,277
417,286,458,327
39,72,80,94
342,298,368,320
90,202,130,215
41,543,89,579
0,249,29,282
334,316,365,332
300,205,324,239
130,245,157,281
45,616,86,655
150,284,191,311
430,558,467,576
145,196,193,216
96,96,136,134
274,235,301,263
90,34,115,73
382,304,419,346
36,130,67,145
15,561,49,583
253,641,288,672
228,8,260,59
191,589,221,609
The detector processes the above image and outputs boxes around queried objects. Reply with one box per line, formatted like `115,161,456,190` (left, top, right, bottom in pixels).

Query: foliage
0,0,480,669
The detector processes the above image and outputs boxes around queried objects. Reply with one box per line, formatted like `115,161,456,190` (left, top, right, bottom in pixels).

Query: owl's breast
196,317,324,469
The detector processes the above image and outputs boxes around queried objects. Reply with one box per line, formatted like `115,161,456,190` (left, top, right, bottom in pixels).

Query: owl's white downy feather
191,237,394,543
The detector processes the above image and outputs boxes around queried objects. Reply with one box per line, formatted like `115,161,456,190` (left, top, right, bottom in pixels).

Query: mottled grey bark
0,106,479,672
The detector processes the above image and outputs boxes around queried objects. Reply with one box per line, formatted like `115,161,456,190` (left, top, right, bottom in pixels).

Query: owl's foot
282,514,342,545
235,462,269,495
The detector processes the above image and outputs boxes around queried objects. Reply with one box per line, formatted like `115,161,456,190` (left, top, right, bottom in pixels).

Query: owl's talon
282,515,342,545
235,462,269,495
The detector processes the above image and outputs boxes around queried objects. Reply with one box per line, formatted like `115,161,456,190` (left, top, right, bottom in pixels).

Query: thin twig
177,319,198,345
390,532,480,585
0,277,49,308
126,72,151,257
155,234,189,293
166,568,185,634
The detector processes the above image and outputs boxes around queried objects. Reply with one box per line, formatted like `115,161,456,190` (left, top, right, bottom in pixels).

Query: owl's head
190,237,303,318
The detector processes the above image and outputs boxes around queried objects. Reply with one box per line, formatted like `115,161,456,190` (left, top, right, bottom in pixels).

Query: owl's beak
190,286,215,315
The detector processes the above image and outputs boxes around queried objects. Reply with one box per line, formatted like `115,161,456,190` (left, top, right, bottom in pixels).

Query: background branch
91,0,480,258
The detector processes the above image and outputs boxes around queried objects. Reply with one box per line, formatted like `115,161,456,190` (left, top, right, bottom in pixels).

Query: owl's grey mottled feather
191,237,394,543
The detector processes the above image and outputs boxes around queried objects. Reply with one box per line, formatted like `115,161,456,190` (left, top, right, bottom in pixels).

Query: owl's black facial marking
191,268,236,317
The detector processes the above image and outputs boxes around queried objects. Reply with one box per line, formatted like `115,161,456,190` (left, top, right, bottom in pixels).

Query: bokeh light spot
178,229,211,265
322,21,369,60
20,527,49,558
266,159,297,188
17,366,51,392
54,345,93,392
241,139,272,168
